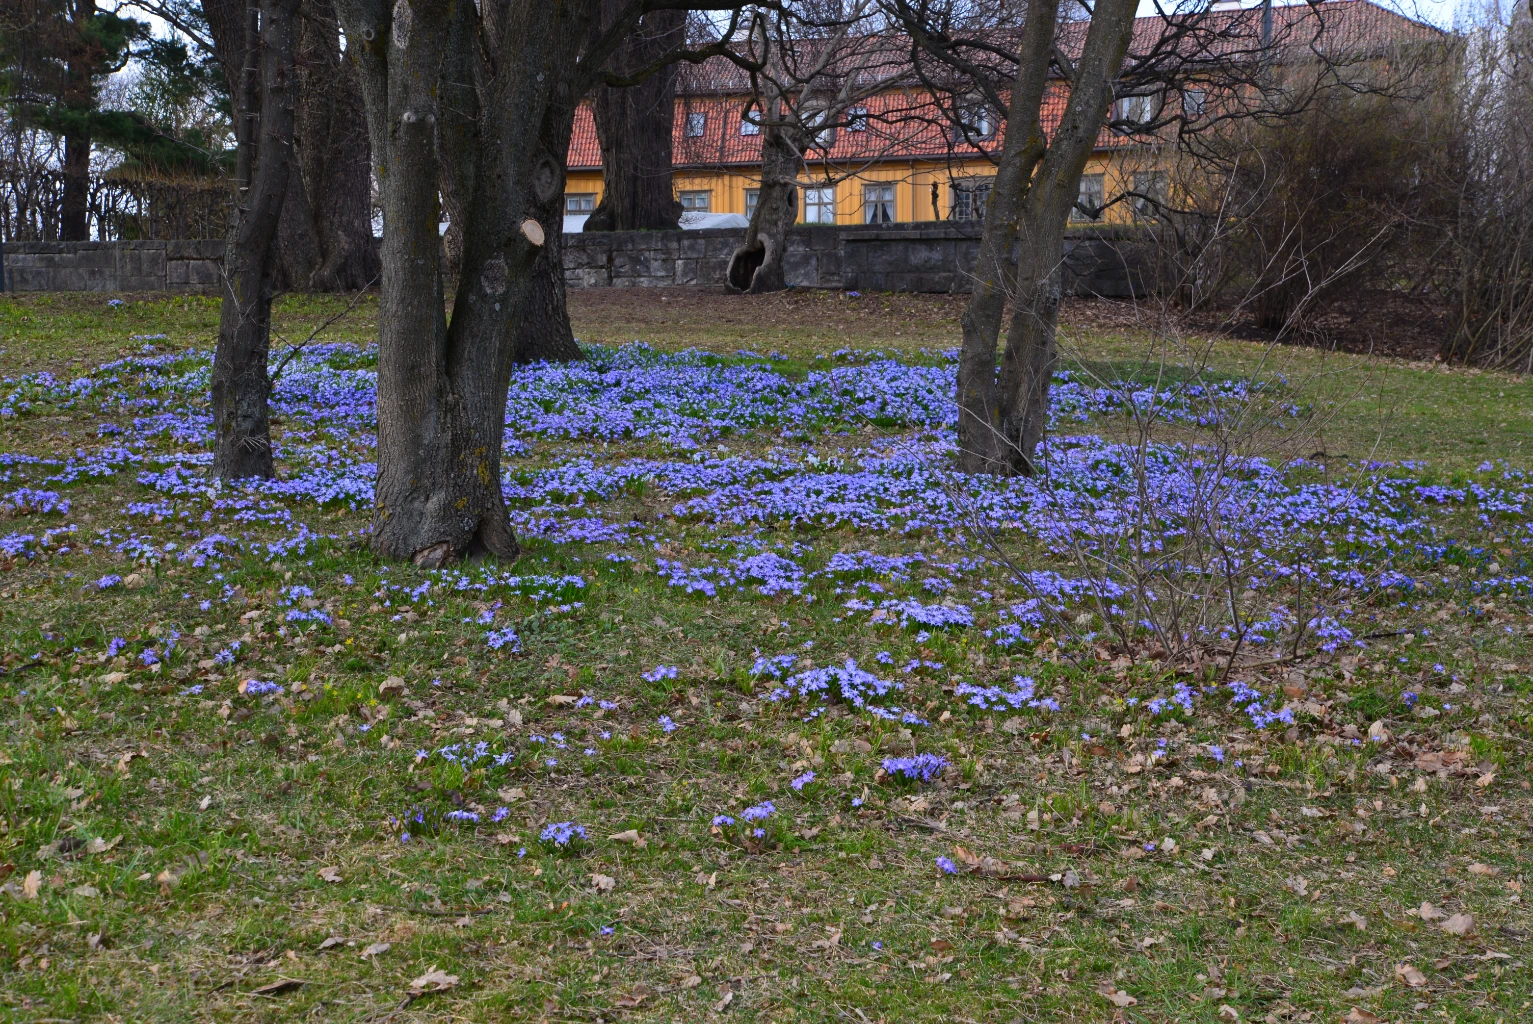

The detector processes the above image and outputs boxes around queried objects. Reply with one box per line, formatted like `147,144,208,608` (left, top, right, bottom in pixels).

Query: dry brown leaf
1098,986,1137,1007
317,866,342,884
1395,962,1428,988
379,676,407,696
590,873,616,892
319,936,345,950
612,987,652,1008
609,829,647,848
1344,911,1368,931
1467,863,1499,876
1439,913,1476,936
1417,901,1446,921
1475,771,1496,788
679,974,703,989
253,978,304,996
409,966,459,994
21,870,41,899
1343,1008,1382,1024
359,941,391,959
546,694,581,706
714,990,734,1012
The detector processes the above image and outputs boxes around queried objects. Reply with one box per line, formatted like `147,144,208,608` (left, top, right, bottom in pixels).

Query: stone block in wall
117,244,168,284
673,258,699,286
782,250,820,289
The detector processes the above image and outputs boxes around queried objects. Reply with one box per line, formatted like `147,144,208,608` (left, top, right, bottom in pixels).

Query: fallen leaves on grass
590,873,616,892
359,942,391,959
408,966,459,995
1395,962,1428,988
253,978,304,996
317,866,342,884
1098,986,1137,1007
1439,913,1476,936
611,987,653,1008
609,829,646,848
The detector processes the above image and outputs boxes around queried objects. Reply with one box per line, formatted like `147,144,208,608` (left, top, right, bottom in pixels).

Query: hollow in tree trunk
584,6,684,232
210,0,298,481
727,111,799,293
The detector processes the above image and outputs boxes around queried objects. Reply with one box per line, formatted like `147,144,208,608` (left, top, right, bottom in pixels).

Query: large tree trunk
955,0,1137,475
292,0,379,291
727,105,799,293
336,0,622,565
584,6,684,232
515,229,581,363
206,0,378,293
59,0,97,242
211,0,298,481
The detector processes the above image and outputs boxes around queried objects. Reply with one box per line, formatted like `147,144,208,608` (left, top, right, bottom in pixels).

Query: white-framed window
740,109,761,136
949,176,994,221
1113,92,1158,129
745,188,760,218
678,190,711,213
847,106,869,132
804,107,835,150
863,183,895,224
1072,174,1105,222
685,112,707,137
1133,171,1167,217
954,98,994,141
803,186,836,224
1182,88,1207,119
564,193,596,213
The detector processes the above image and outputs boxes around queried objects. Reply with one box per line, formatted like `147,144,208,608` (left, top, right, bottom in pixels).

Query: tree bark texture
205,0,378,293
59,0,97,242
211,0,299,481
728,89,801,293
335,0,637,566
514,228,582,363
954,0,1138,475
584,6,684,232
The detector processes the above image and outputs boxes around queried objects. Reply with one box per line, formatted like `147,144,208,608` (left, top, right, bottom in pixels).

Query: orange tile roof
567,0,1440,172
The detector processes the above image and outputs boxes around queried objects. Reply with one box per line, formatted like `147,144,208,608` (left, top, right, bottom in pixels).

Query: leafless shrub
955,212,1403,675
1435,0,1533,369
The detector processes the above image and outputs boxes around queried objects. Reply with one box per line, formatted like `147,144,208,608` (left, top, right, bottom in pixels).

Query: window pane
949,176,994,221
745,189,760,217
685,113,706,137
863,184,895,224
1072,174,1104,222
679,191,711,212
804,186,836,224
564,193,596,213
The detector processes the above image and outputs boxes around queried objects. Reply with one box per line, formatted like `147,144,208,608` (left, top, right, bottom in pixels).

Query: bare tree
210,0,299,481
585,4,688,231
1438,0,1533,368
332,0,738,566
725,2,911,293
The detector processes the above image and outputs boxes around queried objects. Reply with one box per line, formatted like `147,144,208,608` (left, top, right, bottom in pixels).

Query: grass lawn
0,287,1529,1023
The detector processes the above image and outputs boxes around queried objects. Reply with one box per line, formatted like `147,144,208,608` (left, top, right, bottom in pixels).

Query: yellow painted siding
566,150,1162,226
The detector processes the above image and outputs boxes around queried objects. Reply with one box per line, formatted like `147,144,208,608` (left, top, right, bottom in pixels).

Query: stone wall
563,222,1144,297
3,240,224,293
3,225,1143,297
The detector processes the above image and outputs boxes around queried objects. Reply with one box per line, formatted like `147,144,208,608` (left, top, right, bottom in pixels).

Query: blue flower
790,771,815,790
935,856,958,874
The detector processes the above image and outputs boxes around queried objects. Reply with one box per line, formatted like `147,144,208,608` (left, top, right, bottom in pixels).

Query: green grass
0,288,1529,1022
